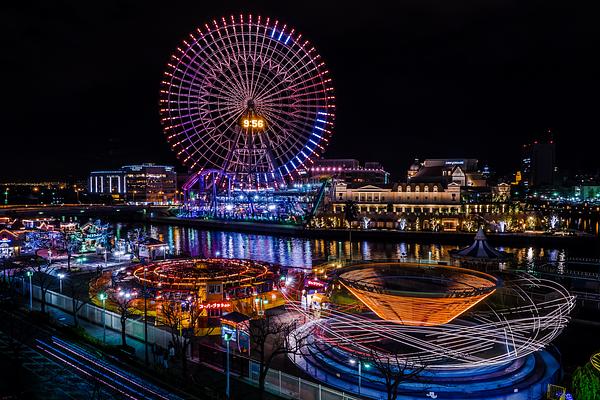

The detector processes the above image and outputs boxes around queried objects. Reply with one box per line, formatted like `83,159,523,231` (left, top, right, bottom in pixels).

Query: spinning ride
287,262,575,399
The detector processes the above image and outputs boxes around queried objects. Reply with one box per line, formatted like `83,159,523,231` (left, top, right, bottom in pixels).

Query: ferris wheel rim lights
160,14,335,182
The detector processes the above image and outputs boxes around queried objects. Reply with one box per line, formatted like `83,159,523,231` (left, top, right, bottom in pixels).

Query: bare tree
59,229,80,272
64,276,89,328
365,350,427,400
30,263,55,314
160,300,204,376
110,291,136,347
249,315,310,398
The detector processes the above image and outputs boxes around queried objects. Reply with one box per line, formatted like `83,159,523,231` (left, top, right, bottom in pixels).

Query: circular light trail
591,352,600,372
133,258,271,290
160,14,335,183
286,272,575,370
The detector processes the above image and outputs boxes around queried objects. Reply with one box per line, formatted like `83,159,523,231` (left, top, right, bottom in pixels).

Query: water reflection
108,223,583,270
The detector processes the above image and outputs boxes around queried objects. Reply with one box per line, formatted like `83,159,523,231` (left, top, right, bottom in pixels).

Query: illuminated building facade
88,163,177,203
332,182,462,214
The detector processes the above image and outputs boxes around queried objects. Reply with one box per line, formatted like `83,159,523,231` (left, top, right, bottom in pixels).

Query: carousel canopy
452,228,509,260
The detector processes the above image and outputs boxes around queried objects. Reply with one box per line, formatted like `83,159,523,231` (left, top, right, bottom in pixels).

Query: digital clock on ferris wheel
240,116,266,130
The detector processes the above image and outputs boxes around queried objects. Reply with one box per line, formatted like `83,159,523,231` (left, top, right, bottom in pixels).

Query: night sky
3,1,599,181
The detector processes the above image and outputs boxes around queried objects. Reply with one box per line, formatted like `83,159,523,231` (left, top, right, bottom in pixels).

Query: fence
30,285,175,349
249,361,359,400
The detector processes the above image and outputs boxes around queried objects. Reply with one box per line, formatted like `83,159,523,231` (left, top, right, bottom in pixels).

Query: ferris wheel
160,14,335,186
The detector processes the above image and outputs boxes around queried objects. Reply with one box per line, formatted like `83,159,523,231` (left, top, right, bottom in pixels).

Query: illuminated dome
337,262,498,326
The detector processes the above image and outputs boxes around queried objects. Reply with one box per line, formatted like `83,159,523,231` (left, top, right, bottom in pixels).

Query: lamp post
143,267,149,366
349,358,369,395
349,358,361,394
26,270,33,311
224,332,233,399
58,273,65,294
99,292,107,344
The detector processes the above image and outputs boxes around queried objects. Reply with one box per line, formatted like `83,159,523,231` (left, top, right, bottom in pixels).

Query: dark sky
2,0,599,181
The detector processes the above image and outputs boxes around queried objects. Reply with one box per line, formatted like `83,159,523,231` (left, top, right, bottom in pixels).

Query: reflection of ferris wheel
160,15,335,186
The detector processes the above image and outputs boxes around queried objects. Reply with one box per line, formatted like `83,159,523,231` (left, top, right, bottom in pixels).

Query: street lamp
349,358,369,395
143,267,149,366
224,332,233,399
26,270,33,311
58,273,65,294
99,292,107,344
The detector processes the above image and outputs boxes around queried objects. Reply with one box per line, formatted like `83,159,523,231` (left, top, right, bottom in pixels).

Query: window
208,284,222,294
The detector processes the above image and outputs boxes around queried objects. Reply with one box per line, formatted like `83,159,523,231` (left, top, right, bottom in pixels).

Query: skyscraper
521,131,556,187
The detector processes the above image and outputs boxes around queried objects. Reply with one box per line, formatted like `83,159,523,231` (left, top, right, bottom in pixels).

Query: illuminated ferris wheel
160,15,335,186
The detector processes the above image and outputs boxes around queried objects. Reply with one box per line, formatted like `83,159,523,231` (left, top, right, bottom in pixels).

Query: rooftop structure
310,158,389,184
450,228,511,266
408,158,486,187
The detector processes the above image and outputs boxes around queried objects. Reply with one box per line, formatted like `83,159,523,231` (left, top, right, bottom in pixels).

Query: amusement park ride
159,15,335,221
154,15,577,399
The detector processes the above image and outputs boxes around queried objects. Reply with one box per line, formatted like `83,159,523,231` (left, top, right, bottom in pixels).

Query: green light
99,292,107,301
363,363,371,369
224,332,233,341
26,271,33,277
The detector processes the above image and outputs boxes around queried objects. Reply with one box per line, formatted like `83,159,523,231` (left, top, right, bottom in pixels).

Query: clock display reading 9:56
241,117,266,129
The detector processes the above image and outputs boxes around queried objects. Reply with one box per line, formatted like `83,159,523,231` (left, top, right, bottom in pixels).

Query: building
407,158,486,187
329,181,462,230
332,181,461,212
88,163,177,203
309,158,389,184
521,134,556,187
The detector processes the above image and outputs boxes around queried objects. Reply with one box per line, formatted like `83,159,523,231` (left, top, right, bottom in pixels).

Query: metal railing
30,285,175,349
249,361,359,400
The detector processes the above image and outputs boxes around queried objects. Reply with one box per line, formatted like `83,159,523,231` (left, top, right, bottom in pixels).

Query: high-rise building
88,163,177,203
521,132,556,187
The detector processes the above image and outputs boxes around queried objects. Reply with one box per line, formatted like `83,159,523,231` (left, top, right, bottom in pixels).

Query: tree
572,363,600,400
64,275,89,328
365,350,426,400
249,315,310,398
29,262,55,314
160,299,204,376
127,227,148,259
110,290,137,347
343,200,359,261
59,229,80,272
